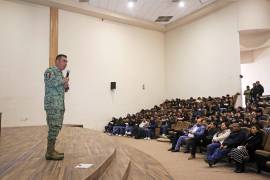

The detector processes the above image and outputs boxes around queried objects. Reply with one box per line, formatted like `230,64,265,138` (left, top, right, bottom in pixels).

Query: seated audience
205,123,246,167
202,122,219,147
124,118,135,136
160,116,170,137
104,87,270,175
188,121,218,160
229,124,263,173
148,117,157,138
112,118,125,136
138,119,151,140
104,117,116,134
171,118,205,152
206,122,231,162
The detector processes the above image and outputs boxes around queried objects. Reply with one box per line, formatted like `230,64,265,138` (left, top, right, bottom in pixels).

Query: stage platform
0,126,173,180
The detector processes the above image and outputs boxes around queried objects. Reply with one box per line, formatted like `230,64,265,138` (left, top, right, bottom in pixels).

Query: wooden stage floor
0,126,173,180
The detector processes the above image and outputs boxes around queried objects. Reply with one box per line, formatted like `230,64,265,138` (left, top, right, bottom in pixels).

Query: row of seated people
168,117,270,173
105,94,239,138
105,117,170,140
104,94,270,173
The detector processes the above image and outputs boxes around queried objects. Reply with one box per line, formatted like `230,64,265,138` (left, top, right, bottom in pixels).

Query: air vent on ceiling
199,0,210,4
79,0,89,2
155,16,173,22
172,0,180,2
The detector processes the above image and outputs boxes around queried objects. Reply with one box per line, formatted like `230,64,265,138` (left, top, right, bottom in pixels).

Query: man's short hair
56,54,67,61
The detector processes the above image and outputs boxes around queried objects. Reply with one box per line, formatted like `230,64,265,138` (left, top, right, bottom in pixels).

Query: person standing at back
244,86,251,107
256,81,264,97
44,54,69,160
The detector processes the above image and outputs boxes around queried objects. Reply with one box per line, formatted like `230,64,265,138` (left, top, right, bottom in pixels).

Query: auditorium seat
255,131,270,173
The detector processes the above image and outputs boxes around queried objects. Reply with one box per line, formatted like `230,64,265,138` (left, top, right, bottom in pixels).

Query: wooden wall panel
49,7,58,67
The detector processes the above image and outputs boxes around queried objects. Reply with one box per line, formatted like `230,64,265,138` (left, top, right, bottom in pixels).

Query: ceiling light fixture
128,0,137,8
179,1,185,8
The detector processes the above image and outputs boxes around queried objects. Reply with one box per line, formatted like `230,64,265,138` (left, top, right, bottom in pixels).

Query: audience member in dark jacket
203,122,218,146
256,81,264,97
105,117,116,133
148,118,157,138
112,118,125,135
229,124,263,173
124,118,136,136
206,123,246,167
250,83,258,102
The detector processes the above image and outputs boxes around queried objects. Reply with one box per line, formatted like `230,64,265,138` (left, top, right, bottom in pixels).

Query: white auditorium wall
4,0,269,129
241,47,270,98
0,1,49,127
58,10,165,130
165,3,241,99
238,0,270,31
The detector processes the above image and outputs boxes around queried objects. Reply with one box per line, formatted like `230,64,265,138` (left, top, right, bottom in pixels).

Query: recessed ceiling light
128,2,134,8
179,1,185,8
128,0,137,8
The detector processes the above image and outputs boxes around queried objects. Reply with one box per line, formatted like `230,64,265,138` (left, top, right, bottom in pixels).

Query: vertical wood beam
49,7,58,67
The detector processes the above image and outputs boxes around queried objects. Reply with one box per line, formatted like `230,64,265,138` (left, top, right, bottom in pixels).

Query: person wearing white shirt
205,122,231,162
139,119,151,140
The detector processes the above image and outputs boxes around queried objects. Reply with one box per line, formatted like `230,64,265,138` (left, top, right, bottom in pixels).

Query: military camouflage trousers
46,109,65,141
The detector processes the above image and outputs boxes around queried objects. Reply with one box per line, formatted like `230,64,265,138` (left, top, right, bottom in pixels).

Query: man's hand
220,144,227,149
64,77,69,87
64,77,69,92
64,77,69,84
64,83,69,89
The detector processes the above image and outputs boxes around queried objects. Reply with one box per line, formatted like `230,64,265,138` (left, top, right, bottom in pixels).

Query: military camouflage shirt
44,66,65,110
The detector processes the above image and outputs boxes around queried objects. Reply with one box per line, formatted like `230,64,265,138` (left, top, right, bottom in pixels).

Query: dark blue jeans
206,143,220,160
207,144,230,162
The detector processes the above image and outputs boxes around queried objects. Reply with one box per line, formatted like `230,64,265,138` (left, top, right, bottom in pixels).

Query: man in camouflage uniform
44,54,69,160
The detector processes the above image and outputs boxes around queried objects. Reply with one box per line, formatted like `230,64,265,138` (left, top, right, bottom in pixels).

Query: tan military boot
50,139,64,157
45,140,64,160
54,149,64,157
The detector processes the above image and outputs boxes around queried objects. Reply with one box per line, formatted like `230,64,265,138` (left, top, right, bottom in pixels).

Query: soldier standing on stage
44,54,69,160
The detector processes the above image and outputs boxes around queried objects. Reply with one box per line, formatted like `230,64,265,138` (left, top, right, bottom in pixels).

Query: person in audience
255,108,267,121
138,119,151,140
251,83,258,103
105,117,116,134
124,118,135,136
148,117,157,138
229,124,263,173
202,122,218,147
187,121,210,159
171,118,205,152
205,122,231,162
263,117,270,134
244,86,251,107
206,123,246,167
256,81,264,97
160,116,170,137
112,118,124,136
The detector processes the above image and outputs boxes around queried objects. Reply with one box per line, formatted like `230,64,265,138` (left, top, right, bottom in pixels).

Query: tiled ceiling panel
77,0,217,24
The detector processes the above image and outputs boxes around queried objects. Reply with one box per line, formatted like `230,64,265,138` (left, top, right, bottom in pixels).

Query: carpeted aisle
112,136,269,180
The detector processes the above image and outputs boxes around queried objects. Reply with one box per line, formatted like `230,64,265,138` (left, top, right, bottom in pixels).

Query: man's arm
44,69,64,88
44,69,69,88
194,126,206,137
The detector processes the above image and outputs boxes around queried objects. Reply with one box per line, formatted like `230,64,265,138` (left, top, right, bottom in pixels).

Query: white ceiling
78,0,217,24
